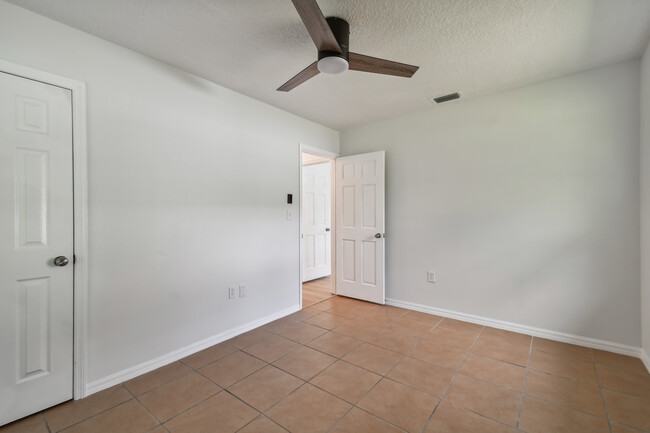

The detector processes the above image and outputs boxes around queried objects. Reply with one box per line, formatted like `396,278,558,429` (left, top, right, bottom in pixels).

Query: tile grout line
415,328,650,420
323,347,411,430
436,399,518,429
233,414,289,433
174,357,281,431
592,349,614,433
161,385,254,429
521,352,650,401
145,424,170,433
53,399,134,433
134,379,221,428
419,325,485,433
307,332,364,357
343,407,410,433
514,335,534,433
511,383,619,421
120,383,169,432
189,366,290,433
38,412,52,433
194,358,267,391
130,366,195,399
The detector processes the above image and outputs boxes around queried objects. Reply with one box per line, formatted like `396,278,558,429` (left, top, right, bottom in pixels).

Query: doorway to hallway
301,150,335,307
302,276,335,307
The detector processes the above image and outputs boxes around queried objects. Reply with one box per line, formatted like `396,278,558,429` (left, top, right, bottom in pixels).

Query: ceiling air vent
429,92,462,104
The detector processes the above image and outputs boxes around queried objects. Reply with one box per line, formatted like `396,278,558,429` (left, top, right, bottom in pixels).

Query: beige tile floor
2,295,650,433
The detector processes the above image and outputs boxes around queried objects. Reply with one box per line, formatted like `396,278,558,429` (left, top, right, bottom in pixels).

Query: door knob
53,256,69,267
325,228,331,231
375,233,382,238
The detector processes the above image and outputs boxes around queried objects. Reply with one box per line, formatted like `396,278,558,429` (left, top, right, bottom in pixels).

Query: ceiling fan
278,0,419,91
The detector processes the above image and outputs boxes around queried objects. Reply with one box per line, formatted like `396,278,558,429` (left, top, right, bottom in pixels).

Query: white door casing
302,162,331,281
335,151,385,304
0,72,74,425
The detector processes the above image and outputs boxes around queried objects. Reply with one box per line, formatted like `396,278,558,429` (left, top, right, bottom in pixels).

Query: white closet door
0,72,74,425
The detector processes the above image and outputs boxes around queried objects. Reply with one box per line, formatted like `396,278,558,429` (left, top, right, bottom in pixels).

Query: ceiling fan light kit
317,56,348,74
278,0,419,91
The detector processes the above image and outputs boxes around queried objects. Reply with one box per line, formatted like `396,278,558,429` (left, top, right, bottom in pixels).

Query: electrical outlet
427,271,436,283
228,286,236,299
239,284,247,298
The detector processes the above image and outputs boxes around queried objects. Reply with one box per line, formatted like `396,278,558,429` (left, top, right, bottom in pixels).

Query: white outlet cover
228,286,236,299
287,209,296,220
427,271,436,283
239,285,247,298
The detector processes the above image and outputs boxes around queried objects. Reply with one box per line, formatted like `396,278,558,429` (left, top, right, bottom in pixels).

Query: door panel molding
0,59,89,400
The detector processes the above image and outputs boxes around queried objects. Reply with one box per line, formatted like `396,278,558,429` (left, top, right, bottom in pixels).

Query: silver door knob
53,256,69,267
375,233,382,238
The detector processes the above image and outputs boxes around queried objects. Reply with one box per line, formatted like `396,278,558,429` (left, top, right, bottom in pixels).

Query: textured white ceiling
8,0,650,130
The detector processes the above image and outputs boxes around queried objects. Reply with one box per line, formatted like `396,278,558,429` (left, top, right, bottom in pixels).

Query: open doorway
301,149,336,307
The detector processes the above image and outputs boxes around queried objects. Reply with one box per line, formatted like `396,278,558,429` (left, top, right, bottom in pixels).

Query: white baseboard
641,349,650,373
85,304,301,397
386,298,644,360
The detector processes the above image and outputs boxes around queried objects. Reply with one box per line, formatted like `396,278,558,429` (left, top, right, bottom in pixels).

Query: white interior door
0,72,74,425
302,162,331,281
335,151,385,304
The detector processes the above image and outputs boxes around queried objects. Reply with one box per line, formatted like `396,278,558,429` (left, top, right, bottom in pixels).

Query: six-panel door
335,151,385,304
0,72,74,425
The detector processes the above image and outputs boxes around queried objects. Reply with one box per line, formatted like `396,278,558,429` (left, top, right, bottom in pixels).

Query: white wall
642,41,650,360
0,1,339,387
341,61,641,347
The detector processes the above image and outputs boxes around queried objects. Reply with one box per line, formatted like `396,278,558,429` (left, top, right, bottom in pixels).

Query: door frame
298,144,338,309
0,59,89,400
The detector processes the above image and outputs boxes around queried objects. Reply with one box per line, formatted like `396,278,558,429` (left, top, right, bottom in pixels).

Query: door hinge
73,254,76,264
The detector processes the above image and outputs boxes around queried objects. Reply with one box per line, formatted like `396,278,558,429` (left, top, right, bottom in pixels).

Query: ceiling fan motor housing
317,17,349,73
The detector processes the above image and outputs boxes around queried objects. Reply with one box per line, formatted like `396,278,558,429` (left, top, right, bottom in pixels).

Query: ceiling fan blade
277,61,320,91
348,52,419,78
291,0,341,53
